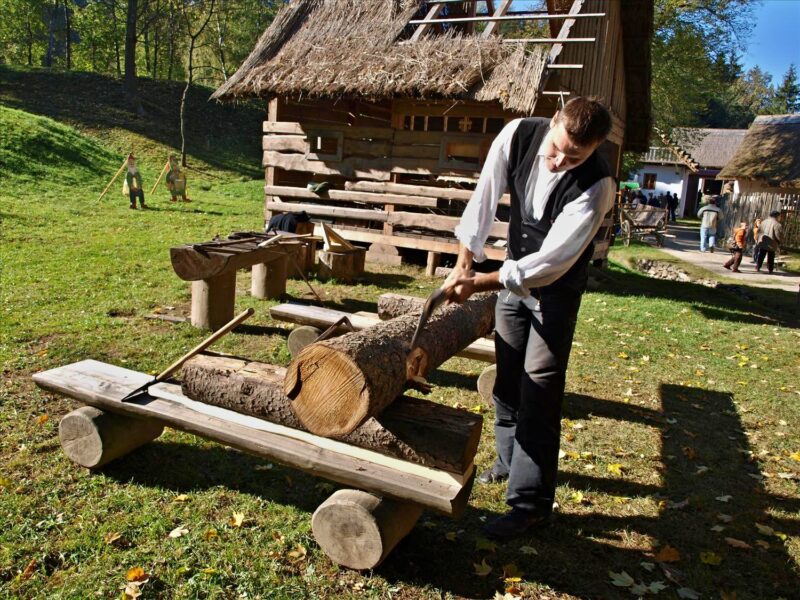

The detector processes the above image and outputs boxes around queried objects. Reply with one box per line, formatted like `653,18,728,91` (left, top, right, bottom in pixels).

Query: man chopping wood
442,97,615,541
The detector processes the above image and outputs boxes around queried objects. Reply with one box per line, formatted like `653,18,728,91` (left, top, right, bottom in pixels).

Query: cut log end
312,489,423,569
285,344,370,437
287,325,322,357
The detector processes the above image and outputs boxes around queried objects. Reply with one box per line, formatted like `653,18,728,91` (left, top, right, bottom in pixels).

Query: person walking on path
442,97,615,541
755,210,783,273
724,221,747,272
668,193,679,222
750,217,762,264
125,153,146,209
697,196,722,252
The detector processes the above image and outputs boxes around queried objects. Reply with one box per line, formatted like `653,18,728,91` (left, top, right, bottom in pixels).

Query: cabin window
426,116,444,131
306,131,343,162
439,135,489,171
642,173,657,189
486,118,505,134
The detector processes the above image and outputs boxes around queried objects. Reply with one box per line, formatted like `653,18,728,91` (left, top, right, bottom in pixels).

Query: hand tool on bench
120,308,254,402
405,287,447,393
314,315,354,342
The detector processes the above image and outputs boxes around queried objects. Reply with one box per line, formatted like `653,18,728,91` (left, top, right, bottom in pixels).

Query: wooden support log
251,254,288,300
318,248,366,282
425,252,441,277
181,353,481,474
191,271,236,331
59,406,164,469
312,489,423,570
477,364,497,404
287,325,322,357
284,293,497,437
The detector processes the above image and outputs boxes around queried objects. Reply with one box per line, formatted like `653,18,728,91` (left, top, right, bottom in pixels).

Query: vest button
520,246,527,252
522,233,528,239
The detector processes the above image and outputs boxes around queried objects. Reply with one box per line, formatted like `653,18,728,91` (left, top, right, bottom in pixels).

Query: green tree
0,0,49,66
769,63,799,114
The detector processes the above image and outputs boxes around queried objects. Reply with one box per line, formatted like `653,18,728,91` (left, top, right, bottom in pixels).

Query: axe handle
155,308,254,382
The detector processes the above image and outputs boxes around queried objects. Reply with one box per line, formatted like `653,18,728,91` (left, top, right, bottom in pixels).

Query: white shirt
454,118,615,297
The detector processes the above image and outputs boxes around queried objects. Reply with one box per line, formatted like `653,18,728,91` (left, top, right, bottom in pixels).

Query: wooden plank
263,121,394,141
344,139,392,158
269,305,496,363
266,201,388,223
548,0,585,63
410,12,604,24
170,244,292,282
33,360,472,516
410,2,444,42
262,135,309,153
482,0,512,38
388,211,508,239
310,224,507,261
345,180,511,206
264,185,438,208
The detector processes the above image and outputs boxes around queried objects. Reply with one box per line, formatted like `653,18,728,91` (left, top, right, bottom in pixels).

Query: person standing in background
697,196,722,252
755,210,783,274
126,153,146,210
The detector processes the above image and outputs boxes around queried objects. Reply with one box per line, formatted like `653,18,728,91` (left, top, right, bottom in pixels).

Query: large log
284,293,497,437
181,353,482,475
377,293,426,320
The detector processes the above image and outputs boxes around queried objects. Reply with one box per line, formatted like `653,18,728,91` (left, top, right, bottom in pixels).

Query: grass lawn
2,79,799,599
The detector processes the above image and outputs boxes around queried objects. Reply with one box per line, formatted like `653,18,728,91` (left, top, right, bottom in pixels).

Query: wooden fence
721,191,800,250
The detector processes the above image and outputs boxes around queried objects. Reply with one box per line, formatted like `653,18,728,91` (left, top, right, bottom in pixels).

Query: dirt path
661,222,800,293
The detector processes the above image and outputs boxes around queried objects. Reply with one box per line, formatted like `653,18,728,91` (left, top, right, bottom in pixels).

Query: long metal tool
120,308,254,402
408,287,447,353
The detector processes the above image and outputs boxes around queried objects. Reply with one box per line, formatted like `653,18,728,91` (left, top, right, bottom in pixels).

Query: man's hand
441,271,503,304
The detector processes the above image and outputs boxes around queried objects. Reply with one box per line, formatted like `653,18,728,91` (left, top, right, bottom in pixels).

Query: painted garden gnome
165,154,190,202
125,153,146,209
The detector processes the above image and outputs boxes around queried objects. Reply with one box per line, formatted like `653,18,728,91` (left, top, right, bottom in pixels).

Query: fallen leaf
640,562,655,572
173,494,190,502
695,466,709,475
755,540,770,550
123,582,143,599
608,570,634,587
717,514,733,523
36,414,49,425
715,495,732,503
700,551,722,565
607,463,625,476
648,581,667,593
630,582,648,596
444,531,457,541
519,545,538,555
612,495,631,504
20,559,37,580
104,531,122,545
789,451,800,462
228,512,245,528
682,447,697,460
204,529,218,541
475,538,498,553
654,545,681,563
569,491,585,504
126,567,149,582
669,498,690,510
725,537,751,549
287,544,307,562
676,588,700,599
168,526,188,538
618,352,629,359
755,523,774,536
710,525,726,533
473,558,492,577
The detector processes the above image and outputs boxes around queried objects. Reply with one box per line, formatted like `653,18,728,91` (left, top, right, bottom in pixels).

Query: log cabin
212,0,654,271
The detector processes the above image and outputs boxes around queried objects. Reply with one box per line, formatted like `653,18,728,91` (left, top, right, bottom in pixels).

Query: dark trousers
491,288,582,515
129,189,145,207
756,245,775,272
724,249,743,271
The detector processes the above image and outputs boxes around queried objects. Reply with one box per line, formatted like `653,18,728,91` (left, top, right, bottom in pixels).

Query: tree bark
124,0,143,114
182,353,482,474
285,293,496,437
377,293,426,320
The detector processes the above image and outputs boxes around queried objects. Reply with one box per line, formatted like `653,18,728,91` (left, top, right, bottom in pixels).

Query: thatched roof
659,127,747,171
717,115,800,188
212,0,549,113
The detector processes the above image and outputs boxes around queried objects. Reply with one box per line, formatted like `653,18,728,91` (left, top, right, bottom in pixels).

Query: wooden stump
59,406,164,469
287,325,322,357
318,248,366,282
366,243,403,266
425,252,441,277
251,254,289,300
191,271,236,330
285,293,496,437
312,489,423,570
477,364,497,404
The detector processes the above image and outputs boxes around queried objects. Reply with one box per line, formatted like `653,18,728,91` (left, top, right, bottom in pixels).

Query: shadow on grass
377,384,799,598
595,264,798,329
93,383,798,598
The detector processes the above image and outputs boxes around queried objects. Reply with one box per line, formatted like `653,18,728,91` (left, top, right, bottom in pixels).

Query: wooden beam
502,38,595,43
482,0,512,38
264,185,438,209
33,360,474,516
345,181,511,206
265,201,388,223
387,211,508,239
548,0,585,64
410,13,603,25
410,3,445,42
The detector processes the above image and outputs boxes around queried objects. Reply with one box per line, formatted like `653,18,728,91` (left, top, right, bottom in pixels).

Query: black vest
507,118,610,294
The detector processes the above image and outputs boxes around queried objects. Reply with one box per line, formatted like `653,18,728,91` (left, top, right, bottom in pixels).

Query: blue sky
740,1,800,81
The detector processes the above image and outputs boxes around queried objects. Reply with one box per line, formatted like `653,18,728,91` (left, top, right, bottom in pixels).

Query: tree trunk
64,0,71,70
179,36,194,166
25,17,33,66
181,354,482,474
285,293,496,437
215,8,227,81
111,1,121,76
124,0,143,114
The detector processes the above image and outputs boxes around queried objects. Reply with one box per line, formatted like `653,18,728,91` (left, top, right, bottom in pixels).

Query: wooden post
251,254,288,300
318,248,366,282
425,252,441,277
191,271,237,330
312,489,423,569
59,406,164,469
